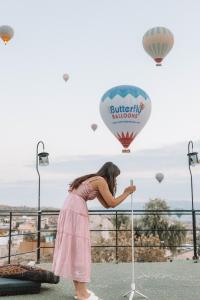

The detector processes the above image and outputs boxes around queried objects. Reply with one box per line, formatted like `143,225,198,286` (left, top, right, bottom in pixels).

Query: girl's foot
74,289,94,300
77,293,102,300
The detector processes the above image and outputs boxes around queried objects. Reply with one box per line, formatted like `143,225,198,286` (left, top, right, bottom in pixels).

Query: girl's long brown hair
69,162,120,195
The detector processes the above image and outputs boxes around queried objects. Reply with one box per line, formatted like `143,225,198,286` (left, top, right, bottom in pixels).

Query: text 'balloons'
143,26,174,66
100,85,151,153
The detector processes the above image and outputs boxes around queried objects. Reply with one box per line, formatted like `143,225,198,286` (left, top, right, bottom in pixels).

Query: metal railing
0,209,199,264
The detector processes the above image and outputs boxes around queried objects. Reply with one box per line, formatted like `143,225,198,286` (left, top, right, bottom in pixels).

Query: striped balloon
143,27,174,66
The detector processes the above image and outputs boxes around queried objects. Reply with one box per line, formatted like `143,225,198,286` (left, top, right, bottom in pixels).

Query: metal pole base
123,289,148,300
123,284,148,299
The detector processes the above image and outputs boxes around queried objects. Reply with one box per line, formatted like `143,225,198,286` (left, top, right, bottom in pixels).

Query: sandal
73,290,94,299
75,291,102,300
83,294,102,300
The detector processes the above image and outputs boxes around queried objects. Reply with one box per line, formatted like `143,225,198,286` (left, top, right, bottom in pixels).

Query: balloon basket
122,149,130,153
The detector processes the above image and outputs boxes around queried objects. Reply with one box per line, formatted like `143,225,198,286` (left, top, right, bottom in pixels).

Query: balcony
0,261,198,299
0,209,200,299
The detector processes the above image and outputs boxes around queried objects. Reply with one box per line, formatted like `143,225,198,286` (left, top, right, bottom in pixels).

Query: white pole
122,180,148,299
130,179,135,291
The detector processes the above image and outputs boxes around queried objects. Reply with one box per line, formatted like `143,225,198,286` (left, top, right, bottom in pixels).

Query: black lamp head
187,151,199,167
38,152,49,166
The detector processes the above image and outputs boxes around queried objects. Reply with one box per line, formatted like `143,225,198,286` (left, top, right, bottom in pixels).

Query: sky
0,0,200,209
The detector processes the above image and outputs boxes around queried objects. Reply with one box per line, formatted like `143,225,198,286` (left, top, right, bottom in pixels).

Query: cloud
0,140,200,208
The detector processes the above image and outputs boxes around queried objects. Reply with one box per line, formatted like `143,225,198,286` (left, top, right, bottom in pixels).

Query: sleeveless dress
52,177,99,283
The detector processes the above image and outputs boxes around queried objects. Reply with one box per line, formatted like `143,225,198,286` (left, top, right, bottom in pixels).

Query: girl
52,162,136,300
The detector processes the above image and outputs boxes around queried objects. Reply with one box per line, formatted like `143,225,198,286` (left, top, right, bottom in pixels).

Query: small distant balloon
155,173,164,183
0,25,14,44
63,73,69,82
91,124,98,131
143,26,174,66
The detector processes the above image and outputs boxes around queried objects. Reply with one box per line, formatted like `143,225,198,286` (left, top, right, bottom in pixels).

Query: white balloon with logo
100,85,151,152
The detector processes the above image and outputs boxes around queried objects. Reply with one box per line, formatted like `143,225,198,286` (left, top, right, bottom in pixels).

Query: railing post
115,211,118,264
8,212,12,264
192,210,198,260
36,210,41,264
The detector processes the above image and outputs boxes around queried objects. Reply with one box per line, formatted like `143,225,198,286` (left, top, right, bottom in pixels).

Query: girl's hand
124,185,136,195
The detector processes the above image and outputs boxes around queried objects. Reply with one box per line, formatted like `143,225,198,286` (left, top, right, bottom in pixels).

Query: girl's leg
73,280,90,299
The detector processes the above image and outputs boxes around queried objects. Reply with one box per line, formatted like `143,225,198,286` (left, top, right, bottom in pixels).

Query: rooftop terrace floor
5,261,200,300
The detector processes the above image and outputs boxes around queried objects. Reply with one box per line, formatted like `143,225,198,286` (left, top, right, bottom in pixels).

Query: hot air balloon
63,73,69,82
91,124,98,131
143,26,174,66
155,173,164,183
100,85,151,153
0,25,14,44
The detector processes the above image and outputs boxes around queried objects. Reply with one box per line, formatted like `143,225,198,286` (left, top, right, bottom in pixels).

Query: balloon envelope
0,25,14,44
155,173,164,183
100,85,151,152
91,124,98,131
143,26,174,66
63,74,69,82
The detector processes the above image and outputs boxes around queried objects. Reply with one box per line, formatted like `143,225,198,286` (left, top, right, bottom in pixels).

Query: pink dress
52,177,99,283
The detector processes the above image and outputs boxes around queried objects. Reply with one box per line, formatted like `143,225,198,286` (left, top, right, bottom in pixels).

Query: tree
92,224,166,263
91,199,187,262
140,198,186,255
134,234,166,262
167,221,187,255
110,214,130,230
91,235,115,263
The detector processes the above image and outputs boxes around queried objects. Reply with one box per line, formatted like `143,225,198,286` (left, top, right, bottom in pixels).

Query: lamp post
36,141,49,263
187,140,199,260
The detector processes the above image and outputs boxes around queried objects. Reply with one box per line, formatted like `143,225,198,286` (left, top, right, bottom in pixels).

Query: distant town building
18,222,36,234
